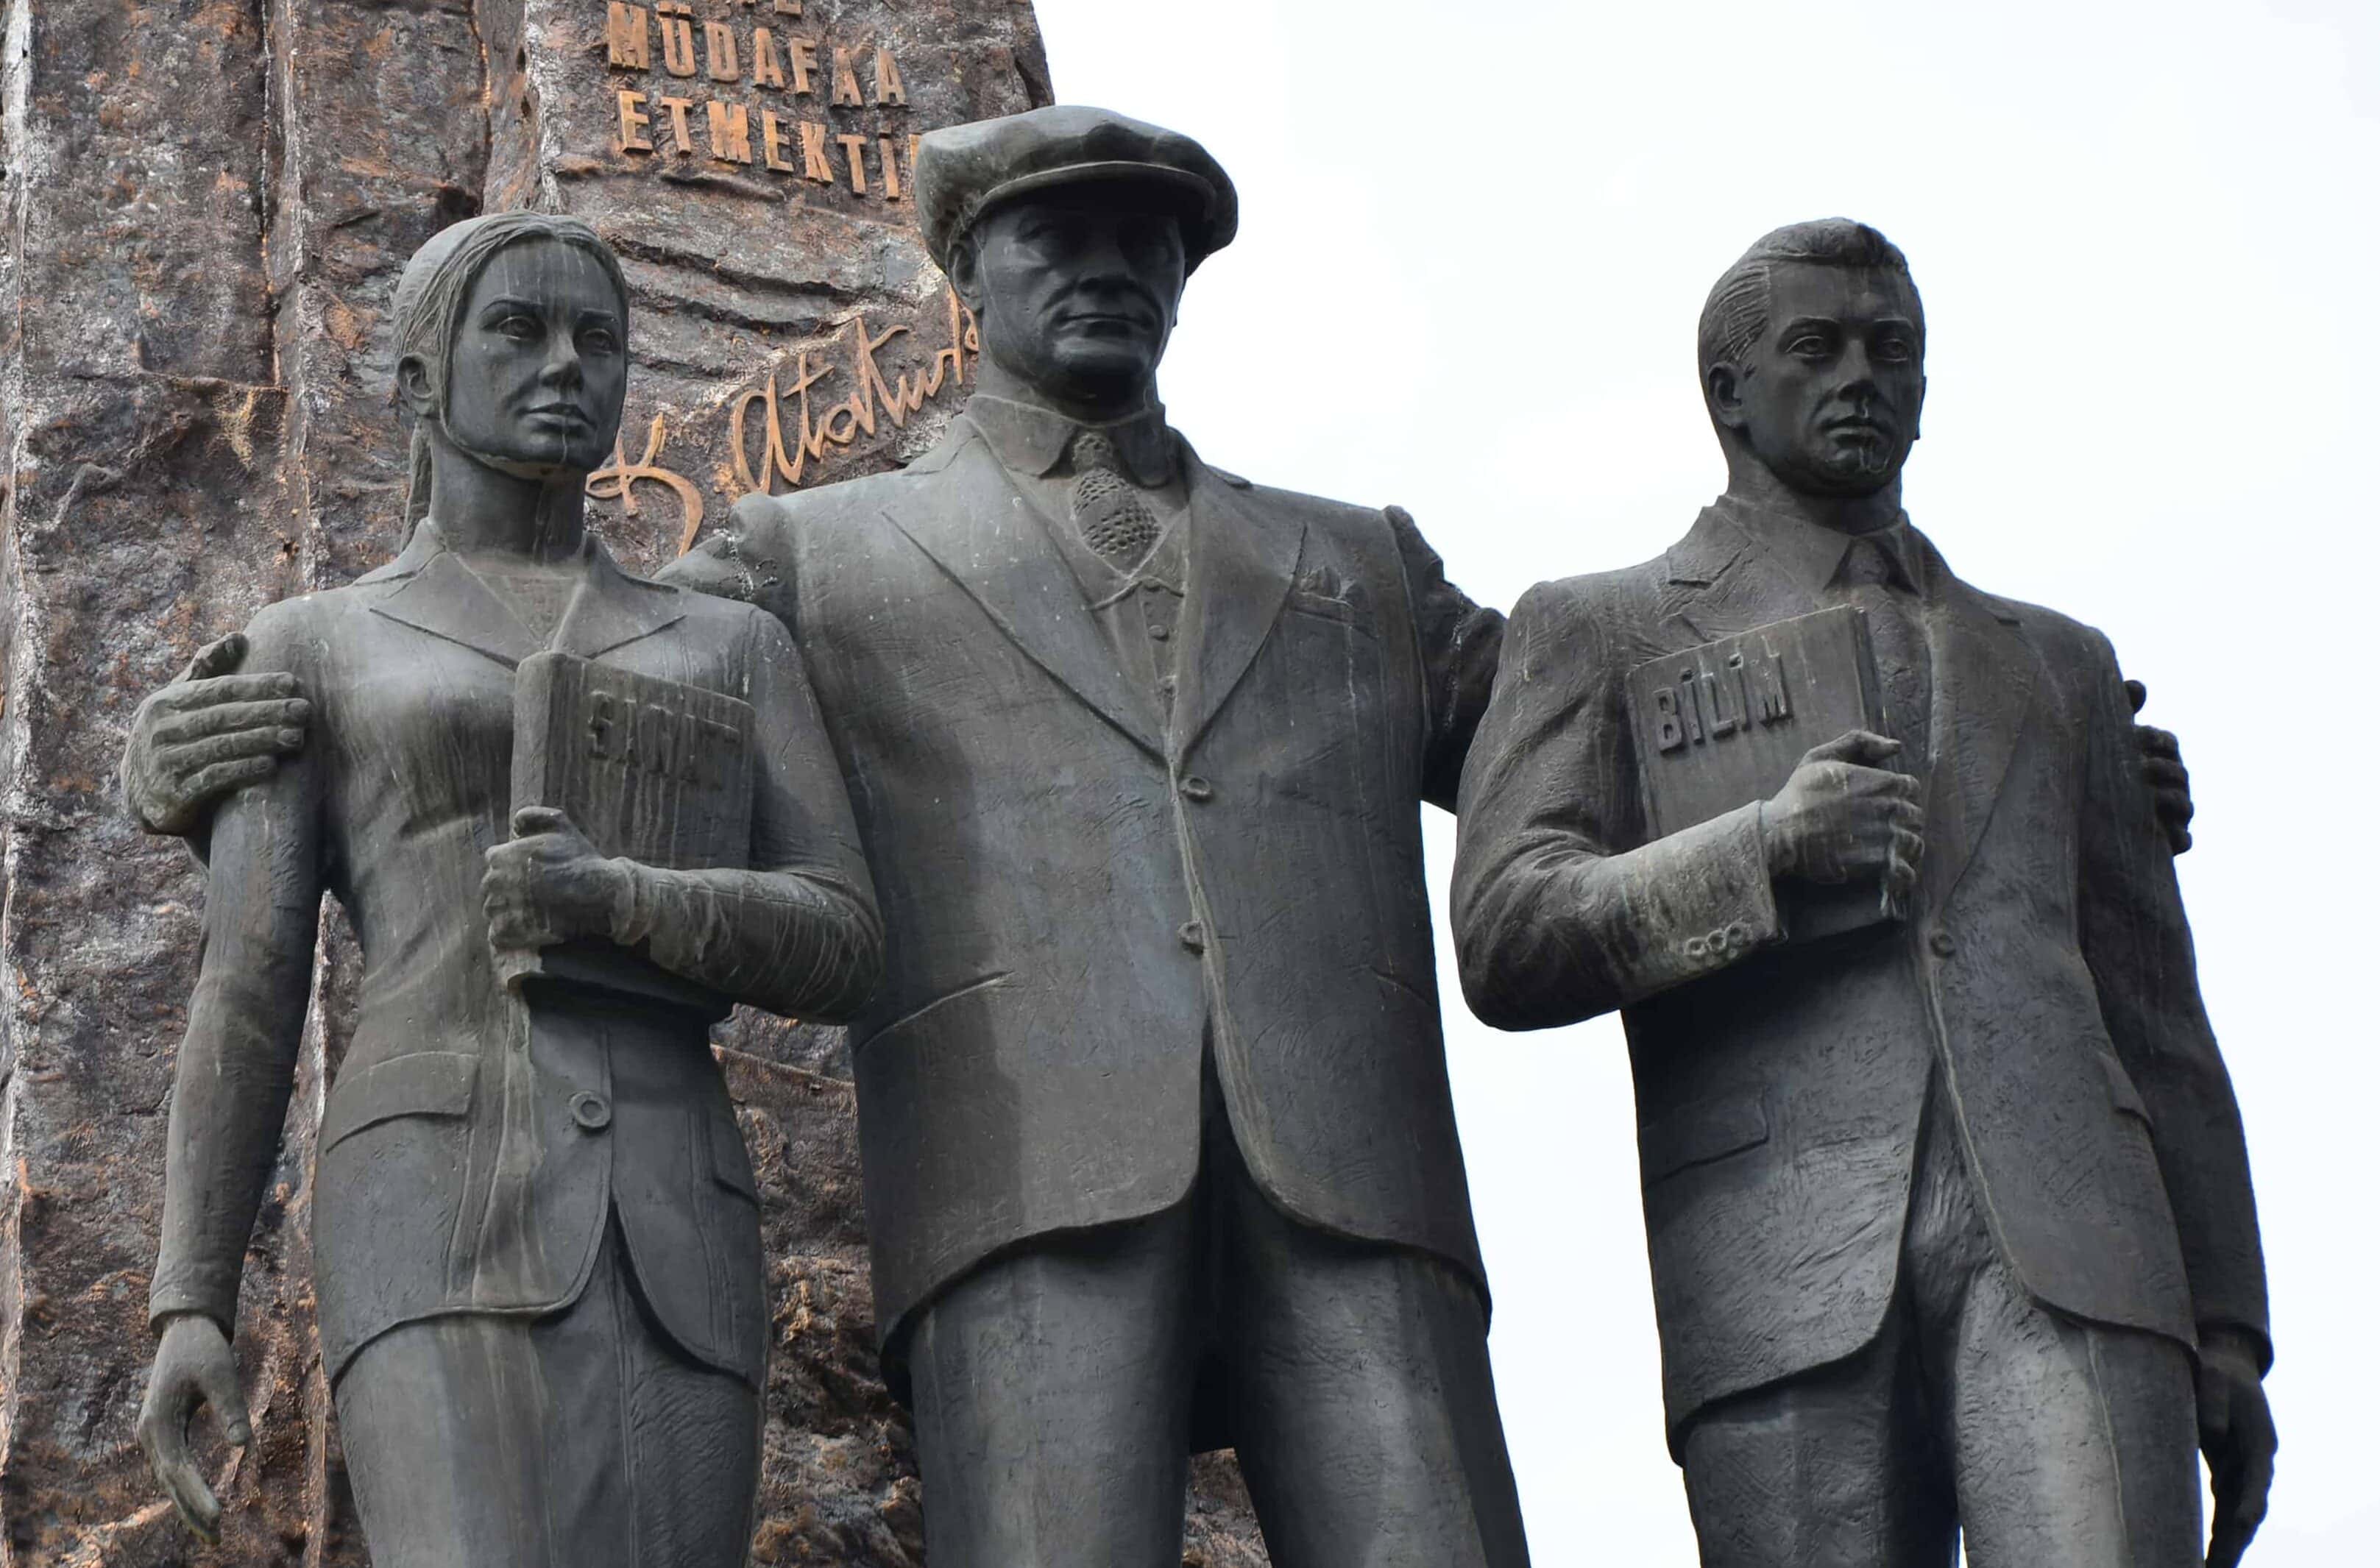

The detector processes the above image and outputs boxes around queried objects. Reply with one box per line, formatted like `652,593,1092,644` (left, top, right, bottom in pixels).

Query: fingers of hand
138,1377,222,1539
1805,729,1900,767
152,697,311,748
161,1452,223,1539
2124,678,2148,715
483,863,553,949
486,906,553,951
185,632,249,683
511,806,573,838
156,672,300,714
177,757,279,807
194,1352,251,1449
1840,766,1919,802
157,732,303,793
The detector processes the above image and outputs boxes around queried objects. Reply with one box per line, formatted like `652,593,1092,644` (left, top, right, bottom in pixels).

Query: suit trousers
1677,1077,2201,1568
336,1218,762,1568
905,1068,1531,1568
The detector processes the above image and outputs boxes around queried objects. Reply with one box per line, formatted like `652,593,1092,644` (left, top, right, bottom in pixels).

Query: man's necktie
1841,535,1931,762
1069,430,1162,570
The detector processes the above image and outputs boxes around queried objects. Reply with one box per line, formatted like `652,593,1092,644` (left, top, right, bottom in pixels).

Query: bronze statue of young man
1452,219,2273,1567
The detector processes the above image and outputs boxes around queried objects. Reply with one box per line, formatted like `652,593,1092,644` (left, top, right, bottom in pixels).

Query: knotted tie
1840,534,1931,762
1069,430,1162,570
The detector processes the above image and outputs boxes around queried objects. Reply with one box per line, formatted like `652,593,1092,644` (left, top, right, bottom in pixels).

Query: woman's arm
148,609,325,1338
612,609,882,1021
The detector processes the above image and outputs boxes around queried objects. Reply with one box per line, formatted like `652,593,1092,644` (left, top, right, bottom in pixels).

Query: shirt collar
1713,494,1922,595
963,394,1178,488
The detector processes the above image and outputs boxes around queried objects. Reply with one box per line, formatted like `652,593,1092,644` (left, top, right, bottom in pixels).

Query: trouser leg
1675,1315,1956,1568
1934,1237,2202,1567
545,1222,762,1568
1218,1138,1532,1568
335,1221,759,1568
1905,1079,2203,1568
906,1206,1198,1568
336,1312,561,1568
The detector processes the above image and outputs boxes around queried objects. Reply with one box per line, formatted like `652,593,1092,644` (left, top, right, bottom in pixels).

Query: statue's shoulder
1962,582,2106,675
1183,463,1406,566
1518,544,1678,633
733,427,980,539
235,581,372,672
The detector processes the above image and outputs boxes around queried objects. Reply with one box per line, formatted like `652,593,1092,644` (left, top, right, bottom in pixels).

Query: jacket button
570,1091,612,1132
1180,776,1214,803
1929,931,1956,958
1177,920,1206,954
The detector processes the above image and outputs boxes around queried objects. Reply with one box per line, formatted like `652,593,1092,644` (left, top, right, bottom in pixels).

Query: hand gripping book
1623,604,1905,942
501,651,757,1007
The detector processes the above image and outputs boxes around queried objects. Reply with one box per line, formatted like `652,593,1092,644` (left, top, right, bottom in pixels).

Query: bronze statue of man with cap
690,104,1534,1565
675,104,1534,1566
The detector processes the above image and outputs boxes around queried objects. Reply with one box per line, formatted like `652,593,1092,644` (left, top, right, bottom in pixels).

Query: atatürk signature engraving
729,288,977,495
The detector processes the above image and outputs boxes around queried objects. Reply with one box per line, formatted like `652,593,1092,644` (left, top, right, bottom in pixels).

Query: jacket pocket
319,1053,478,1154
1640,1091,1771,1183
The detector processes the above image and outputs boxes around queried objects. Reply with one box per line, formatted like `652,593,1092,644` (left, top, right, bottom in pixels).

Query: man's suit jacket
1451,505,2267,1443
666,412,1504,1364
151,525,882,1388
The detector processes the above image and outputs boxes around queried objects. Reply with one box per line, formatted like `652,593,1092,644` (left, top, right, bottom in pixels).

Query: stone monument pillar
0,2,1263,1561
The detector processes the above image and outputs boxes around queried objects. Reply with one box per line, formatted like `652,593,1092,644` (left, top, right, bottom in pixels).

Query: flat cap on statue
914,105,1239,274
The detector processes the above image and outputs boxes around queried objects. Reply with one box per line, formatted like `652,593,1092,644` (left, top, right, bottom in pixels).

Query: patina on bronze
1451,219,2273,1567
133,213,883,1567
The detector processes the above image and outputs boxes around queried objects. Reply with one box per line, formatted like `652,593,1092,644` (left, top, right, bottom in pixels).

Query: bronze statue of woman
133,213,883,1567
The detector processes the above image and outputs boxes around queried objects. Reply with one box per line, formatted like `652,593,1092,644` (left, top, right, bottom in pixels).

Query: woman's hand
138,1313,251,1542
481,806,631,954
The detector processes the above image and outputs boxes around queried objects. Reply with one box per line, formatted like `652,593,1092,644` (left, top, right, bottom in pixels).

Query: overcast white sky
1033,1,2378,1560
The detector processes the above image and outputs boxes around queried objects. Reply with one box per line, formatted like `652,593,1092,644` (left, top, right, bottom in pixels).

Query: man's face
1730,263,1926,497
436,237,628,475
959,191,1188,403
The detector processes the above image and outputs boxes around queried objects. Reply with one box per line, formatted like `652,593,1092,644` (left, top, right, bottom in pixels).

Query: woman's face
439,236,628,475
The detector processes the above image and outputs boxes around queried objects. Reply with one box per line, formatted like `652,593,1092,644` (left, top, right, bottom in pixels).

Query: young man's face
1732,263,1927,497
958,191,1188,405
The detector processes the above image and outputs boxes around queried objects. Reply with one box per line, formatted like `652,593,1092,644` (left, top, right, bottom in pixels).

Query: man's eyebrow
1776,316,1842,336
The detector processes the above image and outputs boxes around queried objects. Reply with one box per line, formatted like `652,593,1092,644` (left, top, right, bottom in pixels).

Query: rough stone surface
0,1,1268,1561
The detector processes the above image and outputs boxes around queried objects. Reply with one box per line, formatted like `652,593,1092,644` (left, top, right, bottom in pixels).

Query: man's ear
1707,363,1752,433
394,353,437,421
944,234,985,315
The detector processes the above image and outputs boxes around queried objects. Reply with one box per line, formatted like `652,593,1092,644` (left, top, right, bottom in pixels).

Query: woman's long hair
389,212,633,530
